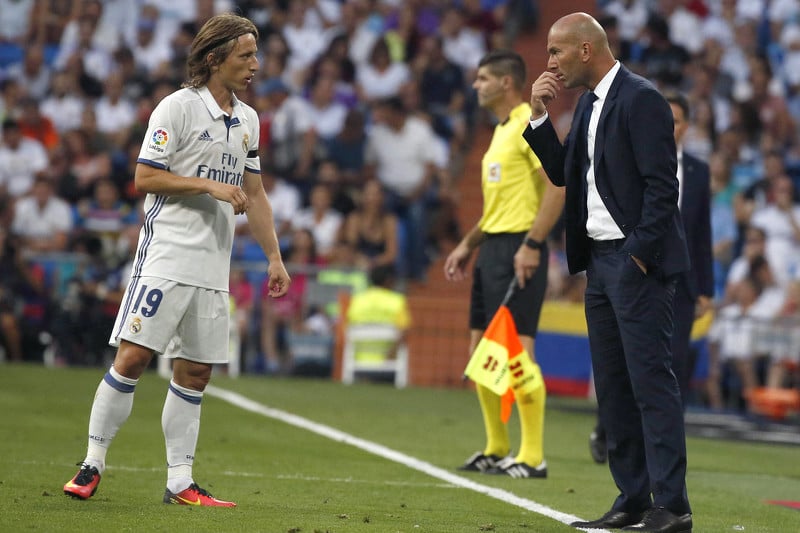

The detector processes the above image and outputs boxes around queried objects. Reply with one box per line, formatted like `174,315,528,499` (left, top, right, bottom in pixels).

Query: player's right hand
444,244,470,282
209,182,249,214
530,71,561,118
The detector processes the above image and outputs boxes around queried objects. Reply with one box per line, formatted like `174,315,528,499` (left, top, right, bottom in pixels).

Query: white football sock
163,380,202,493
85,366,138,473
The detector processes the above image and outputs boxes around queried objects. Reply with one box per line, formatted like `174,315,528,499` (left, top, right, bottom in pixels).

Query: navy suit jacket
523,65,689,277
679,151,714,299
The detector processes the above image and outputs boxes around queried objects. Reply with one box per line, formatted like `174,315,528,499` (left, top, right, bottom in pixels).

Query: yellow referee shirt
478,102,545,234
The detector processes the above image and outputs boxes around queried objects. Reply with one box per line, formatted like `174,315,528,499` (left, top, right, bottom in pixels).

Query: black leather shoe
621,507,692,532
571,509,645,529
589,429,607,464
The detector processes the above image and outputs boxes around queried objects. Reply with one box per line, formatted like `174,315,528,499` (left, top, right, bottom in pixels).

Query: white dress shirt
584,61,625,240
530,61,625,240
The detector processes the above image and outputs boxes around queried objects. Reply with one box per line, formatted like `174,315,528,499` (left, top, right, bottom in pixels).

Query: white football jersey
134,86,260,291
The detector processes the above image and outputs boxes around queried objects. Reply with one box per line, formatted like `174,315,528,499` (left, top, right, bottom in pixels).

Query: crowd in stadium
1,0,800,415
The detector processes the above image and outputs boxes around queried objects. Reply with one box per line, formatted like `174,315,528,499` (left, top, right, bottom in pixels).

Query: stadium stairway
403,2,590,387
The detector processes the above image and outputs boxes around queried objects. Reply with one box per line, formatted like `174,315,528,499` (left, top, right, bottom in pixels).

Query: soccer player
443,50,564,478
63,13,290,506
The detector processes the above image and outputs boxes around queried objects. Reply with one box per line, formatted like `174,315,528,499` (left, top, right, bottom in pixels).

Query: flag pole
501,277,519,307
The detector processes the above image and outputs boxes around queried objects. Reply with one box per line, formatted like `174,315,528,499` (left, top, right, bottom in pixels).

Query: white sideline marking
206,384,606,532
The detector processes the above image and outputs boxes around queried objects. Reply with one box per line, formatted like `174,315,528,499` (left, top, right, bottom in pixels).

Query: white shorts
109,276,230,364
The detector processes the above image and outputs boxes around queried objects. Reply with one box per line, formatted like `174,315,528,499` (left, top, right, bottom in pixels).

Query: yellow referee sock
514,369,546,467
476,383,510,457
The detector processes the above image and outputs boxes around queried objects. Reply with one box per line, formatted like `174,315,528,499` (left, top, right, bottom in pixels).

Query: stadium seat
0,43,23,69
341,323,408,388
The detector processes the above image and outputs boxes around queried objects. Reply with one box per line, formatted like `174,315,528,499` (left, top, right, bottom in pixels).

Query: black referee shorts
469,232,548,337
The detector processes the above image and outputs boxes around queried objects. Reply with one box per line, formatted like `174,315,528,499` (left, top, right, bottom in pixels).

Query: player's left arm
242,170,290,297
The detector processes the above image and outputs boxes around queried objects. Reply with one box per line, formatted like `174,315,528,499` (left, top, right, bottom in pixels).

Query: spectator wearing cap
0,118,49,199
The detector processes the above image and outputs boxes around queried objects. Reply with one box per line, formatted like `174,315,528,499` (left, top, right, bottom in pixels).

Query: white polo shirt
135,86,260,291
365,116,439,198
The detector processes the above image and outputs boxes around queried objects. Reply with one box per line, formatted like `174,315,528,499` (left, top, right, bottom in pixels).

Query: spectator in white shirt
130,10,174,77
439,6,486,80
40,71,85,134
356,38,411,104
292,183,344,259
0,0,34,45
365,96,440,279
10,177,74,254
750,176,800,285
55,16,113,82
5,44,51,101
0,118,49,199
282,0,330,86
94,71,137,150
305,75,348,142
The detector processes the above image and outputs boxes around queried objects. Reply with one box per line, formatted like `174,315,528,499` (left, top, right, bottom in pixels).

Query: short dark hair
369,264,397,287
376,96,405,114
2,118,19,131
663,90,690,120
478,49,526,91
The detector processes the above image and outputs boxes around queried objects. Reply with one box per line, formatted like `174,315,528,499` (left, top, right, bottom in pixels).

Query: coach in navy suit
666,92,714,409
523,13,692,533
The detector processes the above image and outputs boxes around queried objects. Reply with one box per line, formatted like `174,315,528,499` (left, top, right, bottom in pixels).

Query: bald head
551,12,611,55
546,12,616,90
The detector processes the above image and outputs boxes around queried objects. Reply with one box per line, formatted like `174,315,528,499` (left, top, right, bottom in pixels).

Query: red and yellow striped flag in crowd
463,305,544,422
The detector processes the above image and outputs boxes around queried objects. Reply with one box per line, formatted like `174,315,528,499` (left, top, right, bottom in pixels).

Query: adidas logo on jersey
198,130,213,141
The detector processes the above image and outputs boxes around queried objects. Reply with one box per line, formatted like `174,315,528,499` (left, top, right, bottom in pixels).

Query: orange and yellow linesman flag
463,304,544,422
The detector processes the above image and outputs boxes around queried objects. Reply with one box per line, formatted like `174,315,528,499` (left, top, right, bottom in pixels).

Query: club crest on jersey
129,317,142,334
147,128,169,154
242,133,249,154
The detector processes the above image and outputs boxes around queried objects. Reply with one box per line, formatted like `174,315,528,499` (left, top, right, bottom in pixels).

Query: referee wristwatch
523,237,545,250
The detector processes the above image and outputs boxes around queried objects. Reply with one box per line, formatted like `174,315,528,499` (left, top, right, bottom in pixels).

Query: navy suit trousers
585,241,691,516
671,279,695,409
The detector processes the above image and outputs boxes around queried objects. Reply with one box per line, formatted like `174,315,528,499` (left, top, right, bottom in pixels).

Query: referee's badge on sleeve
488,162,501,182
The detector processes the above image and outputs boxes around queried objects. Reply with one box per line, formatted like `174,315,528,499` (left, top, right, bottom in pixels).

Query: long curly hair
183,13,258,89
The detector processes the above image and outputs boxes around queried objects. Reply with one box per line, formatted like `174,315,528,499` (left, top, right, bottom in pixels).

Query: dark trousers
671,279,695,409
585,241,690,515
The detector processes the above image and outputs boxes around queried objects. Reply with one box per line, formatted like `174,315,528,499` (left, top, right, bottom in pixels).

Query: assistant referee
444,49,565,478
